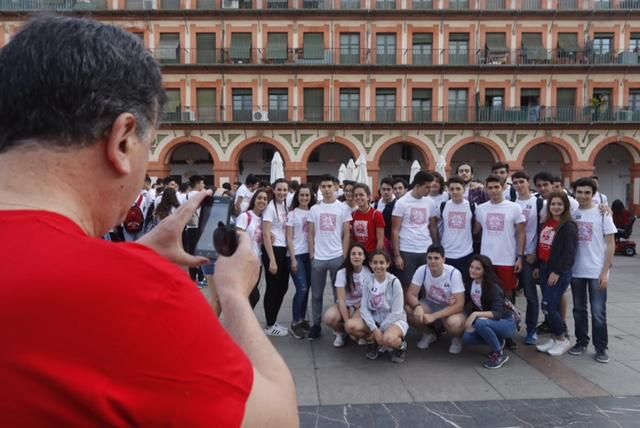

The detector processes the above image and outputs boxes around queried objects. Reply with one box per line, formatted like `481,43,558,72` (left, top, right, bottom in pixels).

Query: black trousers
261,246,290,326
183,227,203,281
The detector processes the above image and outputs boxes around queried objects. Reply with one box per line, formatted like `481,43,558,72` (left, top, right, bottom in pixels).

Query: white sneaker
357,338,368,346
547,338,572,356
264,324,289,337
416,332,437,350
536,338,556,353
449,337,463,354
333,332,346,348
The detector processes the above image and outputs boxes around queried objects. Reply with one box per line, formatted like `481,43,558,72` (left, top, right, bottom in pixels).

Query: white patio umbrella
355,154,368,185
269,151,285,184
345,159,357,181
435,155,447,181
409,160,421,183
337,163,347,184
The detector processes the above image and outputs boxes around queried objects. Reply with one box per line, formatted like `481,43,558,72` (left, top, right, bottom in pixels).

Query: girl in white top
323,243,373,347
286,184,316,339
235,188,269,309
342,181,358,213
351,250,408,363
261,178,291,337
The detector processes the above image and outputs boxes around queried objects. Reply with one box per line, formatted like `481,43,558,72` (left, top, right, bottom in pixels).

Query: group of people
225,162,618,369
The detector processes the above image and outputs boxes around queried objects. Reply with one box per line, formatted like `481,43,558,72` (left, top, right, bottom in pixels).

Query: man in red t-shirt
0,16,297,427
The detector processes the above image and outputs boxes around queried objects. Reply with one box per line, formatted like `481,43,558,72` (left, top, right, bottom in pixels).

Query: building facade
2,1,640,212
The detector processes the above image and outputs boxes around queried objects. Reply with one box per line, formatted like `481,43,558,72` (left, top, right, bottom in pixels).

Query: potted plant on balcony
589,95,606,121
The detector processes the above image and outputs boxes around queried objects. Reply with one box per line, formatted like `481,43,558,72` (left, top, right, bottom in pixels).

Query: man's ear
105,113,138,176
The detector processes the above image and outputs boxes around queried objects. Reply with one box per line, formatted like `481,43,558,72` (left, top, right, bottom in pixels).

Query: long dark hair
340,243,369,295
546,191,573,229
247,187,268,214
270,178,288,218
468,255,502,307
290,183,317,210
155,187,180,220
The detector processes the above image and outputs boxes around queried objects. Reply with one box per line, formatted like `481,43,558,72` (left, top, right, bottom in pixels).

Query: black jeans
183,227,203,282
261,246,290,326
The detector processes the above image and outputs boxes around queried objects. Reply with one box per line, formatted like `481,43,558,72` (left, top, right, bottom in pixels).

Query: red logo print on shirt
319,213,337,232
371,291,385,310
540,226,556,246
409,207,427,225
427,285,448,304
486,213,506,232
353,220,368,239
302,221,309,234
522,209,531,225
448,211,467,230
577,221,593,242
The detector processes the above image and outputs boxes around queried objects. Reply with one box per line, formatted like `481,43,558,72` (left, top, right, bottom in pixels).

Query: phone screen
194,197,232,260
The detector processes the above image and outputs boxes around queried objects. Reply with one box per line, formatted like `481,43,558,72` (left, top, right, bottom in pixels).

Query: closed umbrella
355,154,368,185
409,160,421,183
346,159,356,181
338,163,347,184
435,155,447,181
270,151,285,184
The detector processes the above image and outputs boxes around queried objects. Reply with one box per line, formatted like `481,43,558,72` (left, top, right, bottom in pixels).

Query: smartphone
194,196,233,260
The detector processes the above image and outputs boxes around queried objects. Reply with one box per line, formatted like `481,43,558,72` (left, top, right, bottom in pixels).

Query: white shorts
382,320,408,337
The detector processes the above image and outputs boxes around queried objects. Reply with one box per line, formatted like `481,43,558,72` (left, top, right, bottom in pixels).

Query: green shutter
522,33,542,47
231,33,251,62
557,88,576,106
413,33,433,45
196,33,216,64
412,89,432,99
303,33,324,59
521,89,540,97
158,33,180,63
304,88,324,120
197,89,217,120
486,33,507,52
449,32,469,42
558,33,579,51
267,33,288,60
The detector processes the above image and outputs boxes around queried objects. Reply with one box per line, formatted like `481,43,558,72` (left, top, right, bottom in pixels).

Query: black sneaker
290,322,306,340
307,324,321,340
595,349,610,364
300,320,311,334
568,343,587,356
366,343,380,360
505,337,518,351
391,341,407,364
537,320,551,334
483,351,510,369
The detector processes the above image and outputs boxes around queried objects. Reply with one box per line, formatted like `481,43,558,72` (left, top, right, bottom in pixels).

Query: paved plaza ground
205,225,640,427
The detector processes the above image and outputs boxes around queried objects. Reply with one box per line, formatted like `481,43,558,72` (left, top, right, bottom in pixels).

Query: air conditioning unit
143,0,156,8
181,111,196,121
222,0,239,7
252,110,269,122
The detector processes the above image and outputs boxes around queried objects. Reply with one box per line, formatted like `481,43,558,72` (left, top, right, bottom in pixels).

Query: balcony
0,0,107,9
160,105,640,124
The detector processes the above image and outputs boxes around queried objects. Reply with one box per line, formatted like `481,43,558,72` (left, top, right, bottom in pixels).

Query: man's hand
423,312,437,325
525,254,536,265
137,190,211,267
290,258,298,273
394,255,404,270
599,271,609,290
214,231,260,300
547,272,559,287
514,258,523,274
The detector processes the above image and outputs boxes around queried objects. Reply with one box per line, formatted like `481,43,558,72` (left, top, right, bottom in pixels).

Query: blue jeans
539,263,571,337
464,317,517,353
519,259,538,335
288,253,311,323
571,277,608,351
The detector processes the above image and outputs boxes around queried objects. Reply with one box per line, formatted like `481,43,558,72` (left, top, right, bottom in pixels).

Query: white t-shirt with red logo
235,210,262,257
262,201,288,247
476,200,526,266
334,267,373,307
436,199,475,259
286,208,310,255
572,206,617,279
234,184,254,214
308,201,352,261
470,280,483,310
392,192,437,253
515,195,545,256
411,264,465,306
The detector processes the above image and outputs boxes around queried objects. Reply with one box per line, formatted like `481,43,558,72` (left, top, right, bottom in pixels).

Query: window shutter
413,33,433,45
267,33,288,60
449,33,469,41
558,33,579,51
304,88,324,120
196,33,216,63
412,89,432,99
158,33,180,61
303,33,324,59
231,33,251,61
486,33,507,52
557,88,576,106
197,89,217,120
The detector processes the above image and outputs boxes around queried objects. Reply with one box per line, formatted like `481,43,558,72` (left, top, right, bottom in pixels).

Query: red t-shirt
0,211,253,427
537,219,559,263
351,208,385,254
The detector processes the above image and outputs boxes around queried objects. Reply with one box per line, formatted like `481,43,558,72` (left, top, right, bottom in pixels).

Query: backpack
508,186,518,202
124,194,145,234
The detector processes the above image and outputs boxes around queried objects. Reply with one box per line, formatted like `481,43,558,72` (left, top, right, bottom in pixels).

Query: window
486,0,504,9
448,89,467,122
624,34,640,65
449,0,468,9
303,0,326,9
230,33,252,64
521,89,541,122
556,88,576,121
158,33,180,64
557,33,580,63
558,0,577,9
412,33,433,65
592,88,613,121
521,33,546,64
480,89,505,121
164,89,181,121
232,89,252,121
629,90,640,121
412,89,432,122
340,33,360,65
595,0,612,8
412,0,432,9
485,32,508,64
196,33,216,64
266,33,288,64
521,0,540,9
376,0,395,9
197,89,217,121
302,33,325,63
304,88,324,121
267,0,288,8
376,89,396,122
631,33,640,51
376,34,396,65
592,33,614,64
268,89,288,121
449,33,469,65
197,0,216,9
341,0,360,8
340,89,360,122
159,0,180,8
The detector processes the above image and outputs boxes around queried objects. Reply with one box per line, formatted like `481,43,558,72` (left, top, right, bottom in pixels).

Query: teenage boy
511,171,545,345
433,176,476,284
535,171,578,213
568,177,616,363
405,245,466,354
374,177,397,244
590,176,609,206
456,162,488,206
234,174,259,215
392,177,408,200
391,171,439,290
491,162,517,202
307,174,352,339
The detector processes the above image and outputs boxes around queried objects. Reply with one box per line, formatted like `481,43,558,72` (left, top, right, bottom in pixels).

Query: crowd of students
122,163,619,369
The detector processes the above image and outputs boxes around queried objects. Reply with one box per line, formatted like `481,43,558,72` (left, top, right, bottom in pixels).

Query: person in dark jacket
533,191,578,357
463,255,517,369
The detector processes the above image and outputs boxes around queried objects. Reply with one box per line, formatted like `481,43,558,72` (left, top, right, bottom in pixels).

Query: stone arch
228,136,293,166
587,136,640,164
300,136,361,165
157,136,221,166
443,136,506,167
513,137,579,165
372,136,436,169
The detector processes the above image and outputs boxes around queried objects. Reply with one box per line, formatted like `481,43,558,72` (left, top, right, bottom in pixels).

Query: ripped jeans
539,262,571,337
